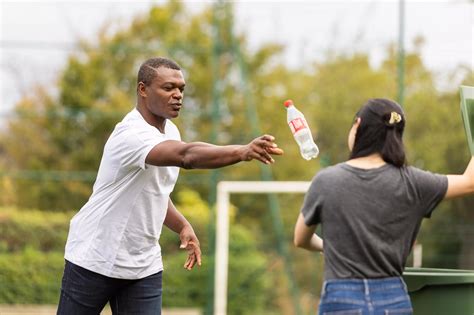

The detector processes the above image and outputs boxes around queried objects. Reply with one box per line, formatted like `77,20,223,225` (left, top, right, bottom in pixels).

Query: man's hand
179,224,202,270
240,135,284,164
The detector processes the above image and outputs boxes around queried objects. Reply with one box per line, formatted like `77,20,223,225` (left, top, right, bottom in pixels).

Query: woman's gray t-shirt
301,163,448,280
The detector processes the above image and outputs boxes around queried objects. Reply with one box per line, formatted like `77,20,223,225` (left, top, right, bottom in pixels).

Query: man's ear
137,82,147,98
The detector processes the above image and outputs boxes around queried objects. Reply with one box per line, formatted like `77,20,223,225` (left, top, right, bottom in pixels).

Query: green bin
403,267,474,314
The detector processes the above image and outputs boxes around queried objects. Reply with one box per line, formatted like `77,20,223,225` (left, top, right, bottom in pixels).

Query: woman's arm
294,213,324,252
445,156,474,199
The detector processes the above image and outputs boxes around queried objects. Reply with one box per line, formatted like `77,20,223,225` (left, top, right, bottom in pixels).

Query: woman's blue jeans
57,260,163,315
318,277,413,315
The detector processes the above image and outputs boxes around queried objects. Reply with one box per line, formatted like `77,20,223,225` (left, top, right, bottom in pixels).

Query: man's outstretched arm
145,135,284,169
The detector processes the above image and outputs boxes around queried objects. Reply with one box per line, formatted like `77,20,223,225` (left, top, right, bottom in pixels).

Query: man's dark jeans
57,260,163,315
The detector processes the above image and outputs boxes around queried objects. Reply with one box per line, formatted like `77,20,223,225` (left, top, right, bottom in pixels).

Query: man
57,57,283,315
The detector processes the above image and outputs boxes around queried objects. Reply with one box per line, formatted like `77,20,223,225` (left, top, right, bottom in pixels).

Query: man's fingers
196,253,202,266
261,151,275,164
184,255,192,269
180,240,188,249
184,257,189,268
188,258,195,269
194,246,202,266
254,146,274,163
245,135,283,164
182,241,201,270
184,254,196,270
266,147,284,155
255,135,283,155
250,151,272,165
257,138,276,149
260,134,275,142
249,142,275,164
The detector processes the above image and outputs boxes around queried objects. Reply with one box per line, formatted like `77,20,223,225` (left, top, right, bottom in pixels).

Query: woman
294,98,474,314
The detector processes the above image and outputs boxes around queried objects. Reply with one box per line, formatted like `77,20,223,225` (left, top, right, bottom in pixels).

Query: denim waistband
322,277,407,295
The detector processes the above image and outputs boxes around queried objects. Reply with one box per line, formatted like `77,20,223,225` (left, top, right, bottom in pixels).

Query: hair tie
388,112,402,125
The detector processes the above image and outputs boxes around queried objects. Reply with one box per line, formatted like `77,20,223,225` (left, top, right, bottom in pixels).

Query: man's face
140,67,186,119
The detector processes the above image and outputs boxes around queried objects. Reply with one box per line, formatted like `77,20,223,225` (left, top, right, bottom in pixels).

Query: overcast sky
1,0,473,121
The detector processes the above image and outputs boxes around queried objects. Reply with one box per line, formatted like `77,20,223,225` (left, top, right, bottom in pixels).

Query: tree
0,1,281,210
0,2,296,313
1,1,473,313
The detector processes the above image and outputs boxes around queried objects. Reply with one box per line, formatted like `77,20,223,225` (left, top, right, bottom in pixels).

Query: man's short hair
137,57,181,86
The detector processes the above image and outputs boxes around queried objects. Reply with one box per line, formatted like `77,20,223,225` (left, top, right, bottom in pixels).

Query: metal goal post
214,181,311,315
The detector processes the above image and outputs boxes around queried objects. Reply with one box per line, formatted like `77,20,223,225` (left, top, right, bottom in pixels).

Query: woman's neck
346,153,386,169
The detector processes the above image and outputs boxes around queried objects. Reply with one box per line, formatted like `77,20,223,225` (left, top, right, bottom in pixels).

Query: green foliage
161,253,208,307
161,189,212,255
0,202,273,313
0,208,72,253
162,191,271,313
162,225,269,315
0,249,64,304
0,0,473,312
227,225,269,315
417,203,463,268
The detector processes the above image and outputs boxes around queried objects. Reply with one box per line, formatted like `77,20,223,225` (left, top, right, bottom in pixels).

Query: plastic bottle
284,99,319,160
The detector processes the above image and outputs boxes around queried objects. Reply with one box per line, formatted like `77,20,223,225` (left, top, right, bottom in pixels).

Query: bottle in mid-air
284,99,319,160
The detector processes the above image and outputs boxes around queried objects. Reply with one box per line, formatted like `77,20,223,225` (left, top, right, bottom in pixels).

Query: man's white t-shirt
65,108,180,279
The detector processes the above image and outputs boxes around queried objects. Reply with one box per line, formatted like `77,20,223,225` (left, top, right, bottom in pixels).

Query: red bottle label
289,118,307,134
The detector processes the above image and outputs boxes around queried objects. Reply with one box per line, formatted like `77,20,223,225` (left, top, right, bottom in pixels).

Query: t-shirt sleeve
411,167,448,218
116,124,165,170
301,174,324,226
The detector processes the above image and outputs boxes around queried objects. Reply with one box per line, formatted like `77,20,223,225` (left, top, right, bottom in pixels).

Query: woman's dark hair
349,98,406,167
